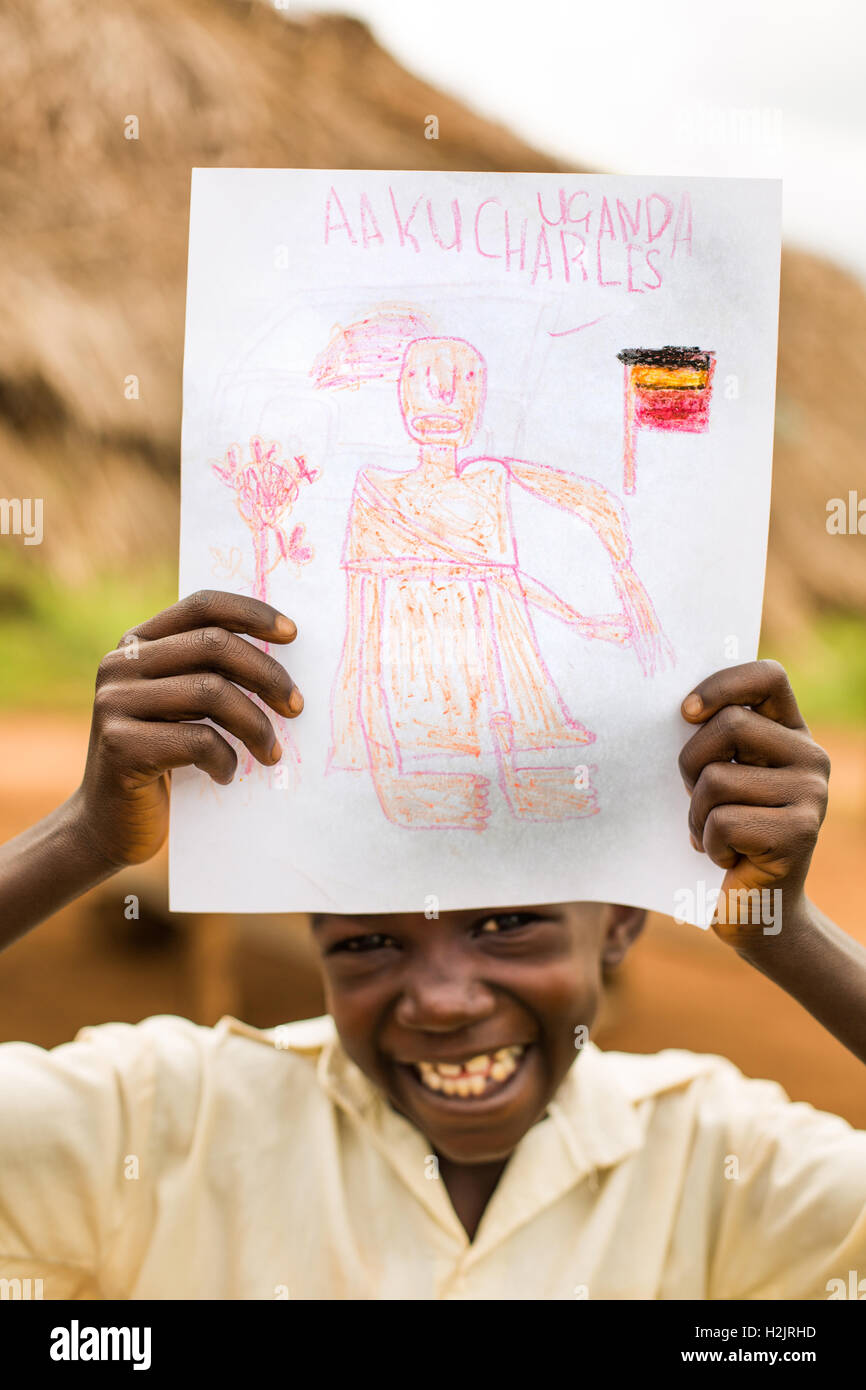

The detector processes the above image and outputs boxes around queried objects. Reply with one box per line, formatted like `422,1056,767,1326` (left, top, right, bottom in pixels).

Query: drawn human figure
323,331,673,830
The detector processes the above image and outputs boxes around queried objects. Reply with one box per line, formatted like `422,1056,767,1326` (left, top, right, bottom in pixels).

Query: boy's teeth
465,1055,489,1074
413,1045,525,1096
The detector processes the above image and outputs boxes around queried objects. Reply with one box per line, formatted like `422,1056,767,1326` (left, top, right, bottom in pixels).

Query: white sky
291,0,866,284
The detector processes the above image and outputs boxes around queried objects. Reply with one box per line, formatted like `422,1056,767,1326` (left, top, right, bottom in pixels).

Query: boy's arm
679,659,866,1065
0,590,301,950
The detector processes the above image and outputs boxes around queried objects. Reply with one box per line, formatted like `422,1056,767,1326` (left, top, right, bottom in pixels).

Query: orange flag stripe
630,365,709,389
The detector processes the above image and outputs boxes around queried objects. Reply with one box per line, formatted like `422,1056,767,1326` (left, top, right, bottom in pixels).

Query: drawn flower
277,522,314,567
211,436,319,601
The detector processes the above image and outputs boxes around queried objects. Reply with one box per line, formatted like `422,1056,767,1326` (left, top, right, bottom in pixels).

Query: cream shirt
0,1012,864,1300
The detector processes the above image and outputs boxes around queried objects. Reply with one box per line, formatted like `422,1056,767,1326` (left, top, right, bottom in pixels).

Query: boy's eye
330,933,395,955
476,912,535,935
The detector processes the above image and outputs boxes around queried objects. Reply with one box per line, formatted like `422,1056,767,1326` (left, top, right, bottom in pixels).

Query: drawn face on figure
311,902,645,1165
399,337,486,448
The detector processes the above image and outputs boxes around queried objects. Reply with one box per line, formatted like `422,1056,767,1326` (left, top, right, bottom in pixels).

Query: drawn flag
617,346,716,494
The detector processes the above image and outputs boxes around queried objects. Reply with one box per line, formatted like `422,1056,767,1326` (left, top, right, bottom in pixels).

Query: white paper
171,170,781,926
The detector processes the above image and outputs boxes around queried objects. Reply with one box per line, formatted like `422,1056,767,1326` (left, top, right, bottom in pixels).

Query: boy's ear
599,903,647,967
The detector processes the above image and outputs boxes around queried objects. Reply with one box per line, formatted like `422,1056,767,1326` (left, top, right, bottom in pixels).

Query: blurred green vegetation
0,550,863,726
0,554,176,711
762,613,866,728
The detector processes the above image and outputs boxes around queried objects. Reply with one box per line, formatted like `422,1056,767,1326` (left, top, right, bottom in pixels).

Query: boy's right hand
70,590,302,870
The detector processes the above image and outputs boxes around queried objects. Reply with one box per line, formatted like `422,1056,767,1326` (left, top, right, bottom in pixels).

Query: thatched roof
1,0,863,630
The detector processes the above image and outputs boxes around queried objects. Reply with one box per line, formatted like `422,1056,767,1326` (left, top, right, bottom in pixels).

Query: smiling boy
0,590,864,1299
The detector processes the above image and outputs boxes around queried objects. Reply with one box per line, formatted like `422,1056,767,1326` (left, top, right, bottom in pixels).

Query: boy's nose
394,967,495,1032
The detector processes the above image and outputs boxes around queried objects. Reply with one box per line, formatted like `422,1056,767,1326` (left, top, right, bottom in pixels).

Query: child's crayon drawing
316,320,673,830
210,436,321,783
173,169,780,919
617,346,716,494
211,436,319,601
311,304,434,390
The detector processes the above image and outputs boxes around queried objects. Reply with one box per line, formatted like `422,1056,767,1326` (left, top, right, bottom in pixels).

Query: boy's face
311,903,644,1165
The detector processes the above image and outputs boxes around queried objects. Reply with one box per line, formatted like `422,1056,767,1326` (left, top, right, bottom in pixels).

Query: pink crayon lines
212,436,319,602
311,304,433,391
210,436,320,781
617,346,716,495
316,315,673,832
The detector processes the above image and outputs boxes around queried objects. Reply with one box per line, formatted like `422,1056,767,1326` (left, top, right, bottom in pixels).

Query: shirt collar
224,1015,673,1259
313,1023,648,1256
311,1025,645,1163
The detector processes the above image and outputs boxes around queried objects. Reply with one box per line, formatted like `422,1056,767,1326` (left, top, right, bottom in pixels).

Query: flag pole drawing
617,346,716,494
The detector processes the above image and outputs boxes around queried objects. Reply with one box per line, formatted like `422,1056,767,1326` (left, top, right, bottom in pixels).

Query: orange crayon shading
316,320,675,830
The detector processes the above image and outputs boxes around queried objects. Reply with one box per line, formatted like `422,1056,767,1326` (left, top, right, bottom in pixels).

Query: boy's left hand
679,660,830,947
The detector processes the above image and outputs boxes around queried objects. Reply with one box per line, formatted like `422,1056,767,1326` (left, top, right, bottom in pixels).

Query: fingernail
275,616,297,641
289,687,304,714
270,742,282,763
682,694,702,717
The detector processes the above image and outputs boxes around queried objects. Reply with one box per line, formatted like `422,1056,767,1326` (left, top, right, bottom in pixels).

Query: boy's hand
71,591,301,870
679,660,830,948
